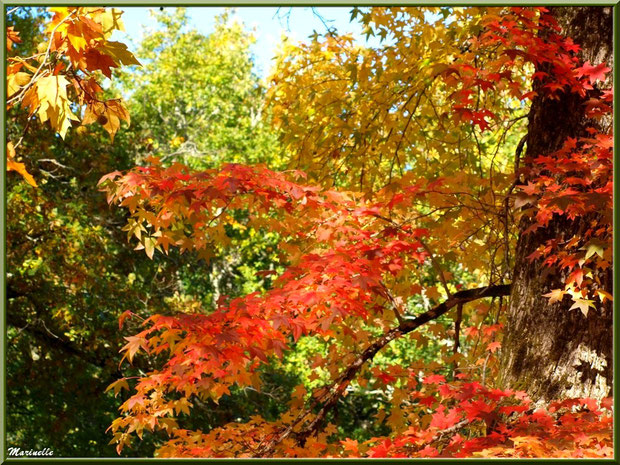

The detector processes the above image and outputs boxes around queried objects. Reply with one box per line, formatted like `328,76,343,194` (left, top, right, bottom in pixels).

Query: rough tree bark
499,7,613,402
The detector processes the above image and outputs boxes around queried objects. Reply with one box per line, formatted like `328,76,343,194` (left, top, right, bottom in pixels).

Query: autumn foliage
7,6,613,458
6,7,139,186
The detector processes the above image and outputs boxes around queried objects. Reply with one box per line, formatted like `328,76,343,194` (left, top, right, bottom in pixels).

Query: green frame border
1,1,618,463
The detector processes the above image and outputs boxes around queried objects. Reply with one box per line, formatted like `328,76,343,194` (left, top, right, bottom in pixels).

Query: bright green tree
117,8,283,170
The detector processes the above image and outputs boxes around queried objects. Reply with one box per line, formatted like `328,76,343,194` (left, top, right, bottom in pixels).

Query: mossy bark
499,7,613,402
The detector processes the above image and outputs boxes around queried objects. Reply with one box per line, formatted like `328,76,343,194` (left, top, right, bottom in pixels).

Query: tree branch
7,285,129,383
254,283,511,456
7,310,110,370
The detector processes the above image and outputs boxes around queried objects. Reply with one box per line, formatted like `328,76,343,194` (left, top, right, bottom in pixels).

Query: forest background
4,5,614,459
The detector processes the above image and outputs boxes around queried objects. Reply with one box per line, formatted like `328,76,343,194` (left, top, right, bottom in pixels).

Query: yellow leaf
20,85,40,116
47,8,72,33
144,236,156,259
569,298,596,317
581,239,606,260
543,288,566,304
82,99,130,140
100,8,126,37
7,71,31,97
102,41,141,67
105,378,130,397
67,33,87,52
36,75,79,138
597,289,613,302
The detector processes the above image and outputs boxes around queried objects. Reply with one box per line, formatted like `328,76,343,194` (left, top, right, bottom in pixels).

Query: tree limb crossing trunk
254,284,511,457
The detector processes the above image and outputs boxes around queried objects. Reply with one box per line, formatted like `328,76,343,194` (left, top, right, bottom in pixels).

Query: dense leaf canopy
6,6,613,459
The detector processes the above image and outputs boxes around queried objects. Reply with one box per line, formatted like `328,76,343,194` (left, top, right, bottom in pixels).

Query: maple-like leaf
97,7,614,459
569,298,595,317
543,288,566,303
35,75,79,138
121,336,149,363
430,407,461,429
486,341,501,353
6,142,37,187
106,378,130,397
581,239,605,261
575,61,611,85
423,374,446,385
341,438,359,454
514,193,537,209
6,26,21,50
102,41,141,66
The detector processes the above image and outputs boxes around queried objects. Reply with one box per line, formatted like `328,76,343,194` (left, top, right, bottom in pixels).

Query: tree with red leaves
98,6,612,458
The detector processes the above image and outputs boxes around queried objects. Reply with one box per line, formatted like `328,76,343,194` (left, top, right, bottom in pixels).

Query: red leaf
486,341,501,353
430,407,461,429
575,61,611,84
423,374,446,385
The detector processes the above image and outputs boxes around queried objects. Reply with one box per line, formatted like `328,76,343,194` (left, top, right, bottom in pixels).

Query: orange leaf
7,142,37,187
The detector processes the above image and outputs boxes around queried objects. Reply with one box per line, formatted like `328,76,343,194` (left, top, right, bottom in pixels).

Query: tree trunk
499,7,613,403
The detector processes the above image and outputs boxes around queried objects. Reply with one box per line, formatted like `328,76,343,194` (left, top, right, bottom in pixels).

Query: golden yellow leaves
545,281,611,317
101,41,142,67
543,288,566,303
18,75,97,140
133,235,158,260
82,99,130,140
36,75,79,138
170,136,185,148
6,71,30,98
106,378,130,397
99,8,126,38
47,7,127,48
6,7,139,187
43,8,141,78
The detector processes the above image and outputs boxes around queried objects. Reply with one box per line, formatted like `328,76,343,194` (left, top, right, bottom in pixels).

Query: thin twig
452,303,463,378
